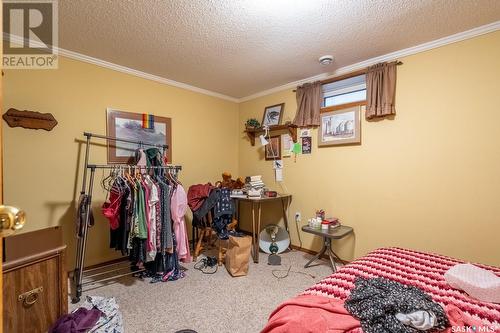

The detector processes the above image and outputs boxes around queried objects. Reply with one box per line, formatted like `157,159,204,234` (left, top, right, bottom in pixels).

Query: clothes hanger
164,167,175,185
135,165,143,181
115,166,128,194
167,167,181,187
124,165,131,182
125,165,137,189
101,166,115,192
172,168,181,185
119,165,125,179
110,166,127,193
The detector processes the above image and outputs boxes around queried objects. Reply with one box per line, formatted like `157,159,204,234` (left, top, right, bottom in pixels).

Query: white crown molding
4,20,499,104
3,33,239,103
238,21,500,102
57,47,240,102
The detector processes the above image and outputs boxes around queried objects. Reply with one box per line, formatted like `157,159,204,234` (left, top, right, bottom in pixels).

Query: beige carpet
70,250,335,333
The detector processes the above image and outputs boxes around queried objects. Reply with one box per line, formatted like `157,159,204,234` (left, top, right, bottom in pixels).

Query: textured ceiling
58,0,500,98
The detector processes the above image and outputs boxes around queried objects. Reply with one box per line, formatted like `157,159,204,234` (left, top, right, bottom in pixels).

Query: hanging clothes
157,178,173,251
76,193,95,237
145,176,159,262
99,157,185,282
145,148,163,169
189,187,233,239
171,184,191,263
135,149,147,171
187,183,214,212
134,179,148,240
212,187,234,240
101,181,122,231
109,178,130,255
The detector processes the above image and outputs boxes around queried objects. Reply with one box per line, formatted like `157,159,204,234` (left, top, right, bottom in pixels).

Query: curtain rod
83,132,169,149
293,61,403,92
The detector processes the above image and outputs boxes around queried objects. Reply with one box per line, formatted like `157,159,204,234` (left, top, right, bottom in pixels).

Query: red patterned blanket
302,247,500,327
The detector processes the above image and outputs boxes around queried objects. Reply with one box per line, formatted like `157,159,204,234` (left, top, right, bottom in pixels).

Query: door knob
0,205,26,237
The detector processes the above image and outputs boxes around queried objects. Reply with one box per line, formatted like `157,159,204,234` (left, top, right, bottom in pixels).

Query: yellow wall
3,56,239,268
3,31,499,270
238,31,500,266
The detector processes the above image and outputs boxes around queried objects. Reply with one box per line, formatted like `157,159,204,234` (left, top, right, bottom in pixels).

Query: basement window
322,74,366,108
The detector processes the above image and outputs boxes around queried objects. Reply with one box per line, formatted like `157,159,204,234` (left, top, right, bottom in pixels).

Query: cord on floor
194,257,218,274
277,181,303,250
272,265,316,280
270,256,315,280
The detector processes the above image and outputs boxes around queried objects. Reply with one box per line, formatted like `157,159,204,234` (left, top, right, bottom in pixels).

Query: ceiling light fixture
319,55,334,66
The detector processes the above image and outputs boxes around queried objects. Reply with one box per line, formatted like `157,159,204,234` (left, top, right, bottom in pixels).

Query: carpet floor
70,250,335,333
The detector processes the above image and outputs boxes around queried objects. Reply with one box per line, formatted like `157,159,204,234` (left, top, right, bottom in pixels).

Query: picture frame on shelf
106,108,172,163
318,106,361,147
265,135,281,160
262,103,285,127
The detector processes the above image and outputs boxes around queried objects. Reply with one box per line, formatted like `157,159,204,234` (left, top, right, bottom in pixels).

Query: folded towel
444,263,500,303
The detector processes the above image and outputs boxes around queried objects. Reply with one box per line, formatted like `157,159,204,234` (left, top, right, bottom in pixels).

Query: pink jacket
171,185,191,263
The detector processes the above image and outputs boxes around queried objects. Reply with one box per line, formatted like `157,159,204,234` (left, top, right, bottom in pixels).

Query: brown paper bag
225,235,252,277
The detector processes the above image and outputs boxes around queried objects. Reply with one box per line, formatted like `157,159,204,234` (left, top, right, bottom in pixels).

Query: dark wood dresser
3,227,67,333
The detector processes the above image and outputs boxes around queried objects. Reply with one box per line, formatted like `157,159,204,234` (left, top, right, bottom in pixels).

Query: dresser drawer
3,255,65,333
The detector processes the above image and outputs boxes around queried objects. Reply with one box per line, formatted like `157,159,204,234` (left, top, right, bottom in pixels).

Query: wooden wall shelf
245,124,298,146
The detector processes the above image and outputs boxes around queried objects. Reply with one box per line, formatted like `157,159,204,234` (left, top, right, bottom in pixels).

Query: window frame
320,69,367,113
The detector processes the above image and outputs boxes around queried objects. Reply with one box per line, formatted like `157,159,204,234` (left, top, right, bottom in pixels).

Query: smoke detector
319,55,334,66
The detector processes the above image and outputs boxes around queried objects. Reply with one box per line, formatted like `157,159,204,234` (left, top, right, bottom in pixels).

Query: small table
234,194,292,263
301,225,353,272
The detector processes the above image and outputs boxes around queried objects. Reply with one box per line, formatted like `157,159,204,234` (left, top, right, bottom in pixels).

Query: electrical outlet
295,212,301,222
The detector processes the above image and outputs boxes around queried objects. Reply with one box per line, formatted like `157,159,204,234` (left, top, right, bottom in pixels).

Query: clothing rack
72,132,181,303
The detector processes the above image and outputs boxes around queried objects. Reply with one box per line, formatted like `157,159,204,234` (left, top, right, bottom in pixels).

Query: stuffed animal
218,172,244,189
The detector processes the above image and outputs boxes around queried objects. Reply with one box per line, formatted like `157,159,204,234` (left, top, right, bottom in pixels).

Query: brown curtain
292,81,321,127
366,61,397,120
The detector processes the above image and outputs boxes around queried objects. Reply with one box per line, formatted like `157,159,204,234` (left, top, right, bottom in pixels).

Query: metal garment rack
72,132,181,303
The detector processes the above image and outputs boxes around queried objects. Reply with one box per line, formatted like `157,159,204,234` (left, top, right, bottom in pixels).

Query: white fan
259,224,290,254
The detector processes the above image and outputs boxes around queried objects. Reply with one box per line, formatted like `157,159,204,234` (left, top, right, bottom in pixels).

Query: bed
263,247,500,332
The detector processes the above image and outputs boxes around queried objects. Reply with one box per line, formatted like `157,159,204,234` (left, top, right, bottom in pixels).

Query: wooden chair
193,211,216,261
192,211,237,266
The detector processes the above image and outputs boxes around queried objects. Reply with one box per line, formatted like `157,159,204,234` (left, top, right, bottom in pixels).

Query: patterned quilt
302,247,500,327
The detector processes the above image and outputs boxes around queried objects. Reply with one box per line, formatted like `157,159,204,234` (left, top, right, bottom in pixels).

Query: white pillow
444,263,500,304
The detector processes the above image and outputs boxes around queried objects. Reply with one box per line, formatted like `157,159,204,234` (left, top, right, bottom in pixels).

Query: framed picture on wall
281,133,293,157
262,103,285,127
265,135,281,160
318,106,361,147
106,108,172,163
301,136,312,154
